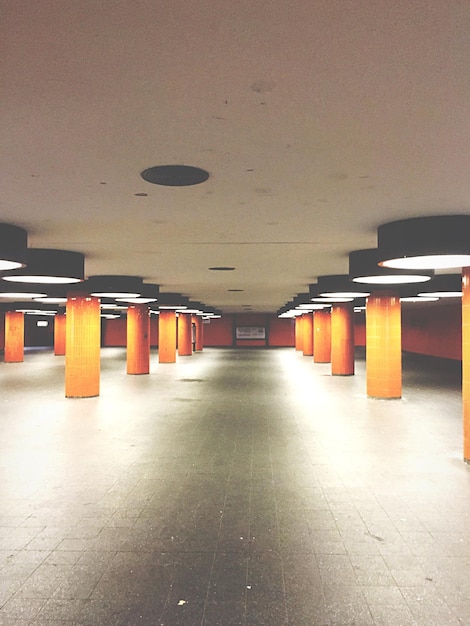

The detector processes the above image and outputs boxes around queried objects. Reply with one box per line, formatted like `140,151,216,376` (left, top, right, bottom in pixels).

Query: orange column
4,311,24,363
54,313,66,356
314,309,331,363
194,315,203,351
127,304,150,374
366,290,401,399
178,313,192,356
159,310,177,363
462,269,470,462
331,303,354,376
295,315,303,351
65,293,100,398
302,312,314,356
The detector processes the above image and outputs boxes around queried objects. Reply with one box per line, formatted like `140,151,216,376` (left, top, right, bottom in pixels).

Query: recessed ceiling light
209,266,235,271
228,288,244,292
141,165,209,187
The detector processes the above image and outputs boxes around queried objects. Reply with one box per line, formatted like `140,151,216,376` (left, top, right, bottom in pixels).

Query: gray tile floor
0,346,469,625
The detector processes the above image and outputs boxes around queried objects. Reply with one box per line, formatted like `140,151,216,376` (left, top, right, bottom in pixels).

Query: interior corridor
0,347,468,625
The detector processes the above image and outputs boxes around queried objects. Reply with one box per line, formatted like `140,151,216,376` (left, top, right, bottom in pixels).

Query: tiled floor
0,346,469,625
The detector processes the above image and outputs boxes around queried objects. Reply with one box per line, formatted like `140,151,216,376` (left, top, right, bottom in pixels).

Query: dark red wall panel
402,301,461,360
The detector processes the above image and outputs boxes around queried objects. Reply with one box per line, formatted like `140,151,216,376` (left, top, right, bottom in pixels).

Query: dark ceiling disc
141,165,209,187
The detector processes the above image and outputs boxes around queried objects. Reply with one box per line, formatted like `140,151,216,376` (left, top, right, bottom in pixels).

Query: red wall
203,314,294,347
0,312,4,349
102,317,126,346
354,313,366,346
401,301,461,360
269,317,295,346
203,317,233,346
102,317,159,347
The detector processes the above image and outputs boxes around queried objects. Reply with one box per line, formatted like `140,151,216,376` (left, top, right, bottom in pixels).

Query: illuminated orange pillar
302,313,314,356
4,311,24,363
127,304,150,374
462,269,470,462
159,310,177,363
295,315,303,351
65,293,100,398
314,309,331,363
194,315,203,351
331,303,354,376
366,290,401,399
54,313,66,356
178,313,192,356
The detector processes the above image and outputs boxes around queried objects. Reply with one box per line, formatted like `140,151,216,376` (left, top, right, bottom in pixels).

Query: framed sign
236,326,266,340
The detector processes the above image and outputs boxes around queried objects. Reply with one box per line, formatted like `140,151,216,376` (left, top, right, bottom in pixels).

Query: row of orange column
296,292,401,398
3,294,204,398
297,286,470,462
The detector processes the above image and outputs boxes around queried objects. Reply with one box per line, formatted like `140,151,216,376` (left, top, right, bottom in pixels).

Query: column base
368,395,402,400
66,394,100,399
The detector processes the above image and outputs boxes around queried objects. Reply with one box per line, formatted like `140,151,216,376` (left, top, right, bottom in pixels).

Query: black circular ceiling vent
141,165,209,187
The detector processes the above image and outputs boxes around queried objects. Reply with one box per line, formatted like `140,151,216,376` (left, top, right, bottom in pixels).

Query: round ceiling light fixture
141,165,209,187
417,273,462,298
116,283,160,304
317,274,370,299
87,275,143,298
0,282,47,300
377,216,470,270
0,223,28,270
349,248,433,284
158,292,190,310
2,249,84,284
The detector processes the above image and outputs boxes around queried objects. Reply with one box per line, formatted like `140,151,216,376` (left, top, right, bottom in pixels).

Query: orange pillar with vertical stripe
4,311,24,363
159,310,177,363
127,304,150,374
314,309,331,363
462,269,470,462
54,313,66,356
295,315,303,351
65,293,100,398
302,312,314,356
193,315,203,351
331,303,354,376
366,290,401,399
178,313,192,356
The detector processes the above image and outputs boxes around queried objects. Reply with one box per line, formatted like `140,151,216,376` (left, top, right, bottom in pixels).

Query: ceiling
1,0,469,313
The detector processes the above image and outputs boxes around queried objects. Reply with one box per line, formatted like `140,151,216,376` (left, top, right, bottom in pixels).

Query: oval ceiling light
2,249,84,284
158,292,190,310
87,275,143,298
0,282,46,300
377,216,470,270
209,266,236,271
349,248,433,284
312,297,354,303
400,296,440,303
116,283,160,304
317,274,370,298
417,273,462,298
141,165,209,187
0,224,28,270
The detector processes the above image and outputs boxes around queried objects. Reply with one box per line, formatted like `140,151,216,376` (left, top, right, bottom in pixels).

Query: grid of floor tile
0,347,469,625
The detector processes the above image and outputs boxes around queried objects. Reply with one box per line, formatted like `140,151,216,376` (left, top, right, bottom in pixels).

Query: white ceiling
1,0,469,312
